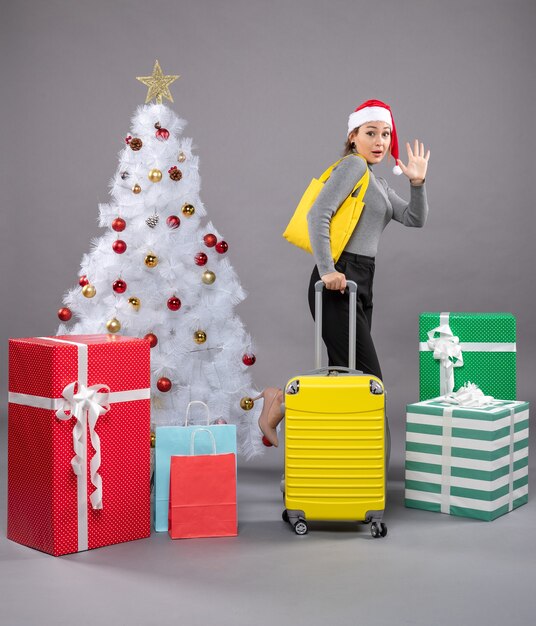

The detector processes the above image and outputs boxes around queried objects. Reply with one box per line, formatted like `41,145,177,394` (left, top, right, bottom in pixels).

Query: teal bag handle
184,400,210,426
190,428,217,455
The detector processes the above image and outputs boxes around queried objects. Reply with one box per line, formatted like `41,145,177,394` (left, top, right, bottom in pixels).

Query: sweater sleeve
306,156,366,276
380,179,429,227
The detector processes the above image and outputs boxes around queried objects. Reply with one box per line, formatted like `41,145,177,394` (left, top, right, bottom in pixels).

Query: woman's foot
254,387,284,447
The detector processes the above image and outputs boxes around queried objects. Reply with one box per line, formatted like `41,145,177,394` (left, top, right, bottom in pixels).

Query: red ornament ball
167,296,182,311
144,333,158,348
155,127,170,141
79,275,89,287
112,217,126,232
112,278,127,293
262,436,274,448
194,252,208,266
215,240,229,254
203,233,217,248
166,215,181,230
242,353,256,366
112,239,127,254
57,307,72,322
157,377,172,393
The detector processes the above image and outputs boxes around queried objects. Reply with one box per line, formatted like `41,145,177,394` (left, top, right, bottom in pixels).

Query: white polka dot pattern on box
7,335,151,556
7,405,57,554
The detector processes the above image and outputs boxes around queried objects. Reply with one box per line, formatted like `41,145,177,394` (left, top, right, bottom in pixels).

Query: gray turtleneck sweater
307,154,428,276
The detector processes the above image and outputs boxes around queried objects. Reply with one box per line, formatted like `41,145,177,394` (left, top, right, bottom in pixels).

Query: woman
258,99,430,446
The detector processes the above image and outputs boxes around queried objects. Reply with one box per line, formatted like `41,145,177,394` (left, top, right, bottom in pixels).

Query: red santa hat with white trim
348,99,402,175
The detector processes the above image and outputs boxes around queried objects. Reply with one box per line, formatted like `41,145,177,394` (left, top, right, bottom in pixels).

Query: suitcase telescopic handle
314,280,357,370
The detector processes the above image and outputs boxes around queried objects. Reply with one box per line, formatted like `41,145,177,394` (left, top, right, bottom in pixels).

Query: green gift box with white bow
419,312,517,401
405,396,529,521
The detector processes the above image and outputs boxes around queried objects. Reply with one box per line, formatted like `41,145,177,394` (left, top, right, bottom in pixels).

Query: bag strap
184,401,210,426
318,158,344,183
318,153,368,187
190,428,217,455
352,164,370,203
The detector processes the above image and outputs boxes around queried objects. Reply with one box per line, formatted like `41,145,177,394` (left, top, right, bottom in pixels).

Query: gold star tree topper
136,60,180,104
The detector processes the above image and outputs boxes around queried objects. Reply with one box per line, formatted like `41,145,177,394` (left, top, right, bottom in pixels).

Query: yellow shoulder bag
282,154,369,262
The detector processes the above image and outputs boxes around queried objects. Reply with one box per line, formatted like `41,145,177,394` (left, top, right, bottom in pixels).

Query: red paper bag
168,429,237,539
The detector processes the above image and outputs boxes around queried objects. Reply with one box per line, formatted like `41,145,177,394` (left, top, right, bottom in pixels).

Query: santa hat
347,99,402,175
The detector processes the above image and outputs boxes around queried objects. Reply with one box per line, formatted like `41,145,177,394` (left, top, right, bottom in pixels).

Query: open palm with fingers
397,140,430,181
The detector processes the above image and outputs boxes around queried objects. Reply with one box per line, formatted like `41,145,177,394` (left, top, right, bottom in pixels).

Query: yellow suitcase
283,281,388,538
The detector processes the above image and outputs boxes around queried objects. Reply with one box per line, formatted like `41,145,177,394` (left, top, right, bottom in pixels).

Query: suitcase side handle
314,280,357,370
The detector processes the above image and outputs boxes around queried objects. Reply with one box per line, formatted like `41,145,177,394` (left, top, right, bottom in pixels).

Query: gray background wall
1,0,535,473
1,4,535,625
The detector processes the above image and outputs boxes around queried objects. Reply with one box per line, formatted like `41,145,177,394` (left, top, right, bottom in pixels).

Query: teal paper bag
154,401,237,532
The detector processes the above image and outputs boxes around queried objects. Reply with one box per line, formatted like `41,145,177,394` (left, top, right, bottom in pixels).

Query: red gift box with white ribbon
7,335,151,556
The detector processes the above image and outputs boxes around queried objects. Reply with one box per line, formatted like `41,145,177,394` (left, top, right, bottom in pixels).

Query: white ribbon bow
442,382,495,408
438,383,518,514
56,381,110,509
427,323,464,395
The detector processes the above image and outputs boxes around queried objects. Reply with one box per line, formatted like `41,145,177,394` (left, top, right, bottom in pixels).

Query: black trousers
308,252,383,380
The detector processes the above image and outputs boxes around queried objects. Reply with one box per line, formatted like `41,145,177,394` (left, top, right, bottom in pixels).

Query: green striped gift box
419,312,516,401
405,398,529,521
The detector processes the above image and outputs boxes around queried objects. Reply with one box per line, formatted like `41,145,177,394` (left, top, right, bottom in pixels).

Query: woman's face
350,122,392,165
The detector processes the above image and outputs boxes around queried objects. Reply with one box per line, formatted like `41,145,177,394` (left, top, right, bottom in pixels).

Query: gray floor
1,420,535,626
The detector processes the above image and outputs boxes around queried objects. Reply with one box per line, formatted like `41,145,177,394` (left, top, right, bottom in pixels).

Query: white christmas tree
57,61,263,458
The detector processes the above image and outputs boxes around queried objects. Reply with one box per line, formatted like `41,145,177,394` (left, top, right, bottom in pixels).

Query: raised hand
397,140,430,182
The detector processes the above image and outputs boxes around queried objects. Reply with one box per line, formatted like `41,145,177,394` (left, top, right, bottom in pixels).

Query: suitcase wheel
370,522,387,538
294,518,308,536
282,509,289,523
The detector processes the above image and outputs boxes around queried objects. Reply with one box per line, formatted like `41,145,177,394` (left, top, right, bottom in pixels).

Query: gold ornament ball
132,184,142,194
148,168,163,183
82,284,96,298
106,317,121,333
182,203,195,217
194,330,207,344
178,151,186,163
128,296,141,310
202,270,216,285
144,253,159,268
240,397,254,411
150,432,156,448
